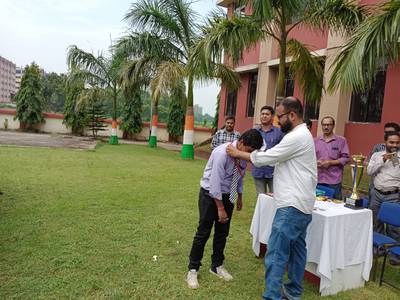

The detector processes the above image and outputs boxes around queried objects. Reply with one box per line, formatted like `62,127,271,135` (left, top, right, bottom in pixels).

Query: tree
329,1,400,93
43,72,66,113
120,90,143,139
67,46,124,145
63,76,87,135
86,100,108,138
195,0,368,105
14,63,45,129
117,0,239,158
167,82,186,142
75,87,108,138
213,93,220,133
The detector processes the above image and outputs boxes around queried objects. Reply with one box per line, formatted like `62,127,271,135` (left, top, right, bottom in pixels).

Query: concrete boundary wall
0,109,212,144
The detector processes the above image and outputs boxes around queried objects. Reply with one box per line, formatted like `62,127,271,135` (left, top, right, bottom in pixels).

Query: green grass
0,144,399,299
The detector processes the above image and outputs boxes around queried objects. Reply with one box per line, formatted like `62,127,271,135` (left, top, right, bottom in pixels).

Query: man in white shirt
367,131,400,265
227,97,317,300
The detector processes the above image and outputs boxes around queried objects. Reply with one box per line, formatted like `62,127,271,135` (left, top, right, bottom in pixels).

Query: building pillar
317,32,351,136
253,38,277,125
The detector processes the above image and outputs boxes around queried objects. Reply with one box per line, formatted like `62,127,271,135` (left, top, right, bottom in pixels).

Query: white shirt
367,150,400,191
250,123,317,214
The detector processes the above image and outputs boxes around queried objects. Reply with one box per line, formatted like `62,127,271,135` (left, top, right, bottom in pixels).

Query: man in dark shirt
252,106,283,194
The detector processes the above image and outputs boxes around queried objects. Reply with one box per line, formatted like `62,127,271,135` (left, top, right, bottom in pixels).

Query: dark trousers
188,188,234,271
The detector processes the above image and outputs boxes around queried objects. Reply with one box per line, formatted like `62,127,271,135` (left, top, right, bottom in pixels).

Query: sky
0,0,221,115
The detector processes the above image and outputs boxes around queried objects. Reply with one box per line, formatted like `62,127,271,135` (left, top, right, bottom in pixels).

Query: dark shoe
0,191,3,195
389,259,400,266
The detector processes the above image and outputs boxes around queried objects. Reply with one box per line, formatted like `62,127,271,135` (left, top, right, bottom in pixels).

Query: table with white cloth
250,194,373,296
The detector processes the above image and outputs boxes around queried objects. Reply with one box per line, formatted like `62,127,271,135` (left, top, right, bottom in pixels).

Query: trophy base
344,197,364,210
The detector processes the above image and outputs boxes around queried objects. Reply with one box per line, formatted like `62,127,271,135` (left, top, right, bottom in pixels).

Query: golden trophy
345,155,366,209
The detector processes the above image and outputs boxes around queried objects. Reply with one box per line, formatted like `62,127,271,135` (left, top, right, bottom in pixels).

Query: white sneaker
209,265,233,281
187,269,199,289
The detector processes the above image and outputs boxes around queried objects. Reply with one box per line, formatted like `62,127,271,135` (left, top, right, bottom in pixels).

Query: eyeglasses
277,111,291,120
321,123,334,127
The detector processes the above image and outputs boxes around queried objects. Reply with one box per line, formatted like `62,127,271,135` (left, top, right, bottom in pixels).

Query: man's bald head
279,96,304,117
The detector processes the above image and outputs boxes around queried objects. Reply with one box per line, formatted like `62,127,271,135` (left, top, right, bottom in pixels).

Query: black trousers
188,187,234,271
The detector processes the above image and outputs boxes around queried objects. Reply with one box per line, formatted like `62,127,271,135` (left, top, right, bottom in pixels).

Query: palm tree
329,1,400,93
117,0,239,158
195,0,368,105
67,46,124,145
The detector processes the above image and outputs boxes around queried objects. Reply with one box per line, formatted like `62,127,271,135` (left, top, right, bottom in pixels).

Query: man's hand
226,144,240,158
236,198,243,211
383,152,395,163
319,160,331,169
217,207,229,223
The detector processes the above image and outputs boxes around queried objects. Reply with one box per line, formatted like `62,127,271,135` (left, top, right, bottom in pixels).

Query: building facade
0,56,16,103
216,0,400,156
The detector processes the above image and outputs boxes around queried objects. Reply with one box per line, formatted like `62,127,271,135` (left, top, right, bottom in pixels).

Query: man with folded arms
367,131,400,265
314,116,350,200
227,97,317,300
186,129,263,289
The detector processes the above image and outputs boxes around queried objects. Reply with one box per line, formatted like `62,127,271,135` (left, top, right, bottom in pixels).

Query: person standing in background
314,116,350,199
252,106,283,194
211,116,241,151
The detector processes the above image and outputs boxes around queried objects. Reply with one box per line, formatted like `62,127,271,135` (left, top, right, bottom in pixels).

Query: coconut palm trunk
149,102,158,148
109,87,119,145
181,75,195,159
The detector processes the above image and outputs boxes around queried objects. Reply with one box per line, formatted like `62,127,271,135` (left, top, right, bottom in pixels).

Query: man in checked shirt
211,116,241,151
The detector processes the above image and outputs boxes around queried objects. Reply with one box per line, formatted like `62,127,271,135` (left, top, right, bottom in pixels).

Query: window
349,67,387,123
225,90,237,116
304,99,320,120
284,68,294,97
304,62,324,120
247,72,258,117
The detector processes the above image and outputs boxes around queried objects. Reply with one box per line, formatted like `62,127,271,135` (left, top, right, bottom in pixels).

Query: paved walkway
0,130,97,150
0,130,212,159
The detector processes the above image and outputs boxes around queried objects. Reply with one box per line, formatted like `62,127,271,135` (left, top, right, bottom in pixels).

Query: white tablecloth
250,194,373,296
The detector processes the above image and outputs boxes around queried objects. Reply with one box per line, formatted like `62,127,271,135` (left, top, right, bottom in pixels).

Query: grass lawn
0,144,399,299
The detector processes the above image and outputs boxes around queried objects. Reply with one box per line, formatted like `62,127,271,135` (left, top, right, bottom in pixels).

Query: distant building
0,56,16,103
194,104,203,117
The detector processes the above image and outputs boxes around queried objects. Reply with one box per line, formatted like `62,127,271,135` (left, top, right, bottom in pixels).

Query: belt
375,188,399,195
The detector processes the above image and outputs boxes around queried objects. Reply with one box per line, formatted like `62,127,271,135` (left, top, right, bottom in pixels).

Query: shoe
187,269,199,289
209,265,233,281
281,285,289,300
389,259,400,266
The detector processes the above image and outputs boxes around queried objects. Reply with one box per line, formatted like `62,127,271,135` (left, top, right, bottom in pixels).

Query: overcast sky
0,0,221,115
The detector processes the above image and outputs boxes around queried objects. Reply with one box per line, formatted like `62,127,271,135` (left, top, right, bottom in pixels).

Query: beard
387,146,399,153
280,119,293,134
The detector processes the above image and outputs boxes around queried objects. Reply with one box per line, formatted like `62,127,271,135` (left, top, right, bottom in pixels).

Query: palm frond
328,1,400,92
199,14,264,66
69,69,108,88
161,0,199,50
115,32,186,62
76,87,105,109
211,63,241,91
287,39,324,104
150,61,185,102
304,0,370,34
119,57,154,96
67,45,112,86
124,0,184,47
